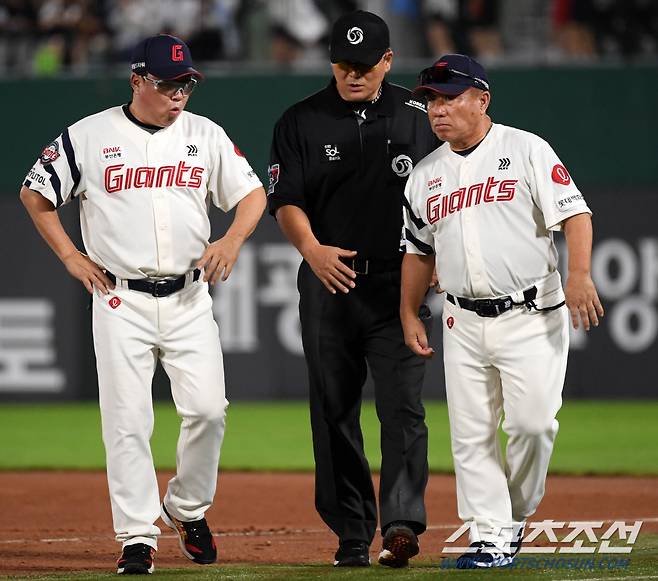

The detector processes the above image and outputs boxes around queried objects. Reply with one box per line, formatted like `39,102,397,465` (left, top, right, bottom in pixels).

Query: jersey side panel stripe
405,228,434,255
43,163,63,207
402,195,426,231
61,128,81,198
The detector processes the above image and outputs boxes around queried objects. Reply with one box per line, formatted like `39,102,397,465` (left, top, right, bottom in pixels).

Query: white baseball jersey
403,123,591,298
24,105,262,279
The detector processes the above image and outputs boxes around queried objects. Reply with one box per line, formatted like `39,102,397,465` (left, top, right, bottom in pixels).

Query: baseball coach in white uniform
399,54,604,568
20,34,266,575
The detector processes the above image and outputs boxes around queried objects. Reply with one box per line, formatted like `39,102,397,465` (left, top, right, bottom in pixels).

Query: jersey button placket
148,135,174,275
460,161,489,296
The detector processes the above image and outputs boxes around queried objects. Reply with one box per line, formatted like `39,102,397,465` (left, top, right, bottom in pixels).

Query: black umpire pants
298,260,431,545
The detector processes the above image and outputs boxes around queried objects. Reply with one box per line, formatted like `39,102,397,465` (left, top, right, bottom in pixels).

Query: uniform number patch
39,141,60,165
551,164,571,185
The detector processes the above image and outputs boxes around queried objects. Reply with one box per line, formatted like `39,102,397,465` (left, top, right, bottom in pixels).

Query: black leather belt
446,286,565,318
339,255,402,275
106,269,201,297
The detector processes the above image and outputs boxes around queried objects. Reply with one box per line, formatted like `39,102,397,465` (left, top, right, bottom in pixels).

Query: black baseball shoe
116,543,155,575
333,540,371,567
456,541,513,569
378,522,420,568
161,503,217,565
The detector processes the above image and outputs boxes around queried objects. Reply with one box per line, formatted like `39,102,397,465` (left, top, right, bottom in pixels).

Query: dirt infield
0,472,656,576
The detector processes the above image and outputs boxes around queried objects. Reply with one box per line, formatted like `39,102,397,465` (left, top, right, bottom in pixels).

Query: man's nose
347,67,362,79
429,99,446,114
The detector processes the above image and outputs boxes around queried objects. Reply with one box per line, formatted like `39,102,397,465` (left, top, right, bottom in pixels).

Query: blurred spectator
423,0,502,60
0,0,38,74
559,0,658,60
186,0,242,61
108,0,201,61
498,0,550,63
1,0,657,75
552,0,597,60
266,0,329,66
37,0,108,71
32,34,65,76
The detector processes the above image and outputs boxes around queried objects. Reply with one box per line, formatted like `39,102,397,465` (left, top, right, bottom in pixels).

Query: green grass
3,535,658,580
0,400,657,474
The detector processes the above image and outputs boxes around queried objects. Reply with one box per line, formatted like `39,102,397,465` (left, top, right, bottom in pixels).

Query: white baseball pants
92,279,227,549
442,277,569,551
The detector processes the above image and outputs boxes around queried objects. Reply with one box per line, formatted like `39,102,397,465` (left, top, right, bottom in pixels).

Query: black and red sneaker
117,543,155,575
161,503,217,565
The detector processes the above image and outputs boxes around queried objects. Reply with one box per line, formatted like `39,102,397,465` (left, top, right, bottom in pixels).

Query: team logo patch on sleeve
267,164,280,195
551,164,571,185
234,143,245,157
39,141,60,165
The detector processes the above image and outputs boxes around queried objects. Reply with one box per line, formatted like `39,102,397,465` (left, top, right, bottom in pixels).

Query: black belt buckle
351,258,369,275
152,279,173,297
473,297,513,317
474,299,497,317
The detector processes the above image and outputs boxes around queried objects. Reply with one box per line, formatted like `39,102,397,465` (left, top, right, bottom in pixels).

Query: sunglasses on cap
418,65,490,92
142,75,198,97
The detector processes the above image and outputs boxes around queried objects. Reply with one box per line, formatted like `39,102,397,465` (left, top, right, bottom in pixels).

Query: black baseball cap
414,54,489,96
130,34,204,80
329,11,390,67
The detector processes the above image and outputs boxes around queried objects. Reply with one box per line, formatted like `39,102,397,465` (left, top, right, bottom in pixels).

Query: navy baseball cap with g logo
414,54,489,96
131,34,204,80
329,11,390,67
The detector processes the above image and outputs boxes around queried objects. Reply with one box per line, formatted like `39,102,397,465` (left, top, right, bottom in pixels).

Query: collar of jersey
122,103,165,132
448,122,498,159
326,79,395,119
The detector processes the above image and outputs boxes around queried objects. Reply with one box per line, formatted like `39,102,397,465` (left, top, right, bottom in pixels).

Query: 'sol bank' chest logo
324,144,340,161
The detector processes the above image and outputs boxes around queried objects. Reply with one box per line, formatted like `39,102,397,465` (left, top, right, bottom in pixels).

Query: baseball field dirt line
0,472,656,577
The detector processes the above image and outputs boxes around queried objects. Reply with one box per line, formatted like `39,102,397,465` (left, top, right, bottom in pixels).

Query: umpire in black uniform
268,11,439,568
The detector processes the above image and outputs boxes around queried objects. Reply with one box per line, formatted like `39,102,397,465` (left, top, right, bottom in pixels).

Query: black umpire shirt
268,79,439,260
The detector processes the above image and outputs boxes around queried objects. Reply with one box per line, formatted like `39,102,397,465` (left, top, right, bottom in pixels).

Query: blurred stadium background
0,0,656,403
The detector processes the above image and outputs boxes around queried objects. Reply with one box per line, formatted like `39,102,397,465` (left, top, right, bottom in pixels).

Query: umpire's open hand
564,271,604,331
304,243,357,294
63,250,114,295
197,234,242,284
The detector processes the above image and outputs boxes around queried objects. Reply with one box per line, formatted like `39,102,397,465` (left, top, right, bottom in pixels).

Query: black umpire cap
329,11,390,67
130,34,204,80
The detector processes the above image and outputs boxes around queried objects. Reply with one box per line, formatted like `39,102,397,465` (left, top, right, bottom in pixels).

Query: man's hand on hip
63,250,114,295
304,243,357,295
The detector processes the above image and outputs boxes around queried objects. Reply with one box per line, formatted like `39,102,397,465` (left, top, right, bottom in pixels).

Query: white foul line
0,516,656,546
